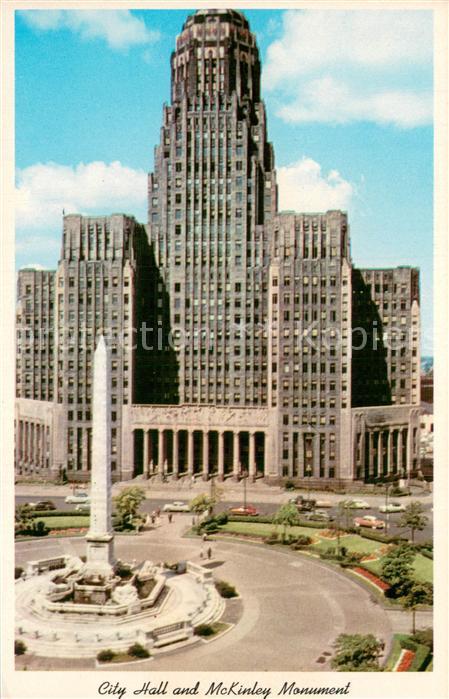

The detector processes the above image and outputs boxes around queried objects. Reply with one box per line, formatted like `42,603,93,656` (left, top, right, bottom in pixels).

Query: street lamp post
240,467,248,510
384,482,391,535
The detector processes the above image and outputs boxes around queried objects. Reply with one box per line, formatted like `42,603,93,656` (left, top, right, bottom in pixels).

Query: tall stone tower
147,9,277,407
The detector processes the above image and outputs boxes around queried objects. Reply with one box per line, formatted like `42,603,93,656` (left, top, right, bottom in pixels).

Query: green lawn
218,522,433,584
220,521,320,540
220,522,381,554
36,515,89,528
363,553,432,583
412,554,433,583
310,534,380,555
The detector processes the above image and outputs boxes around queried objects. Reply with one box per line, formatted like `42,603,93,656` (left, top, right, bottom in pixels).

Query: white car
315,499,332,508
379,502,406,513
162,501,190,513
342,499,370,510
65,492,90,504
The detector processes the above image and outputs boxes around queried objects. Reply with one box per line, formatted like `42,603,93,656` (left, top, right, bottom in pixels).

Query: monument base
85,533,115,576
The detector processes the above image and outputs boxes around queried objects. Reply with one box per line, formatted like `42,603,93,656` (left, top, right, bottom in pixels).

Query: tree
331,634,384,671
330,502,348,555
272,502,299,542
113,486,146,529
190,489,222,516
381,543,414,597
398,502,428,543
15,505,34,536
402,582,433,634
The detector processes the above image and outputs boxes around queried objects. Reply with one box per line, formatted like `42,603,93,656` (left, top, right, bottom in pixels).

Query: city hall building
15,9,421,485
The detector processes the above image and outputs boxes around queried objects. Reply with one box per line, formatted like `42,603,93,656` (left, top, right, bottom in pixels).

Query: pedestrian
168,513,173,524
202,532,207,543
192,516,196,526
207,547,212,560
151,514,156,525
156,507,161,518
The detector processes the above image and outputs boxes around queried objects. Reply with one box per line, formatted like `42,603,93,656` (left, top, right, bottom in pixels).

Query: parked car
28,500,56,511
315,499,333,508
162,501,190,512
342,499,370,510
354,515,385,529
75,503,91,513
65,492,90,504
289,496,316,512
228,505,259,516
379,502,406,513
305,511,334,522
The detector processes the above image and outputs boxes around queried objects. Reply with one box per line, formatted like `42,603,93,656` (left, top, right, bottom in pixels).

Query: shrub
290,535,312,549
15,640,27,656
97,649,115,662
115,564,133,579
297,519,328,529
359,529,406,544
284,480,296,491
32,520,49,537
420,549,433,560
400,638,417,652
319,546,339,560
203,522,219,534
412,628,433,650
214,513,228,526
215,580,238,598
194,624,215,637
15,567,24,580
228,515,273,524
128,643,150,659
340,551,367,566
263,534,280,545
410,644,432,671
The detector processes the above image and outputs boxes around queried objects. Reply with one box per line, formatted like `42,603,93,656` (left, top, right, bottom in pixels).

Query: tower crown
171,8,260,103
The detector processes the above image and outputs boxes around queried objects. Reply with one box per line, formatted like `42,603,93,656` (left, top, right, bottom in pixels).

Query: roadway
15,488,433,542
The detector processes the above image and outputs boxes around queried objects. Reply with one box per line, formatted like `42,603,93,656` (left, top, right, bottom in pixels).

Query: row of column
138,428,264,480
284,431,334,479
358,427,409,478
16,420,48,471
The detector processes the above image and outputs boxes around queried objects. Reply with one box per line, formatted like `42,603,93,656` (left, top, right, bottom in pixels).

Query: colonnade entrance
354,427,410,482
133,428,265,480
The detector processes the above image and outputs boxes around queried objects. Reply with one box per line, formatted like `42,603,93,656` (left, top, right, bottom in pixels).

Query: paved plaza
14,514,431,672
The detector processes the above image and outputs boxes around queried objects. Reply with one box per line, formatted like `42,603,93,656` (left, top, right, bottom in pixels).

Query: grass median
217,522,433,584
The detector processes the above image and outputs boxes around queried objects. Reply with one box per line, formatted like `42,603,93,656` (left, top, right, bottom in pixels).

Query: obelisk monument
85,335,115,575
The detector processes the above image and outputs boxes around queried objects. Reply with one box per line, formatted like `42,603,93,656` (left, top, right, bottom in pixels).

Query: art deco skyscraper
147,9,277,407
15,9,422,485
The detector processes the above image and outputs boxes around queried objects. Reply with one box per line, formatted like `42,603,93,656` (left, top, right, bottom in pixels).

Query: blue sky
14,8,433,353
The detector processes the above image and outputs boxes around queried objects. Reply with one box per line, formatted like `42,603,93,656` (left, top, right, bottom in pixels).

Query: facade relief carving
131,404,268,430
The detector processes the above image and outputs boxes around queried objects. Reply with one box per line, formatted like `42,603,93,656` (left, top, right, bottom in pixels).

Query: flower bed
395,649,415,672
352,566,390,592
49,527,88,535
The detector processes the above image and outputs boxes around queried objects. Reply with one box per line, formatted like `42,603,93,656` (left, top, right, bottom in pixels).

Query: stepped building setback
15,9,421,485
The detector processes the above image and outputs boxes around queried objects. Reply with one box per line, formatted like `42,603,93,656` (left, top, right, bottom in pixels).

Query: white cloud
278,76,432,128
264,10,433,128
22,10,159,50
19,262,51,271
16,160,147,232
277,157,354,213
